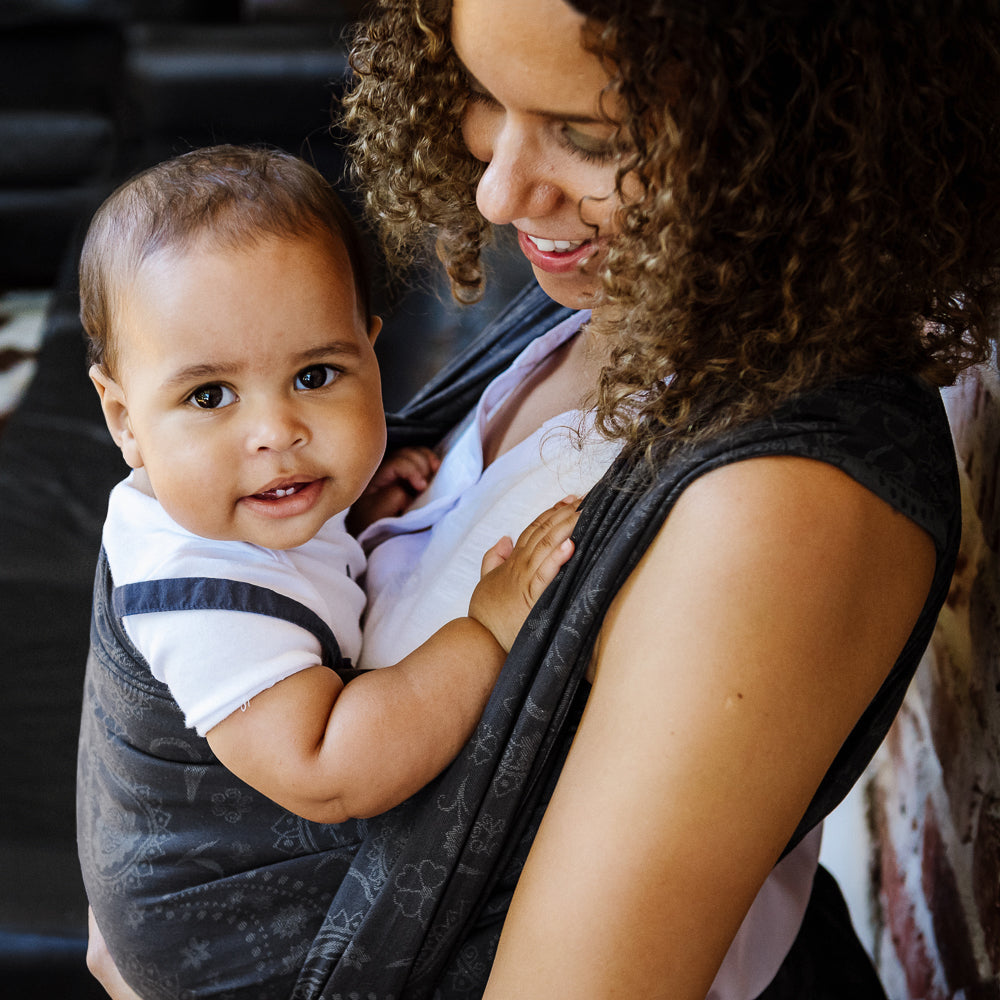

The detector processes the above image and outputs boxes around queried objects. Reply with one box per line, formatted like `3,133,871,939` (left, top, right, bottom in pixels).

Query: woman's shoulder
576,371,959,623
663,372,958,556
586,372,954,854
766,372,957,547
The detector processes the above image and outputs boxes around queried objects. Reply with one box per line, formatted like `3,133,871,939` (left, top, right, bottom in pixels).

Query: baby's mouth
252,482,307,501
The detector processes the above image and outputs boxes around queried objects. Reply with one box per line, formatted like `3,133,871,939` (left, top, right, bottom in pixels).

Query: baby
76,145,577,999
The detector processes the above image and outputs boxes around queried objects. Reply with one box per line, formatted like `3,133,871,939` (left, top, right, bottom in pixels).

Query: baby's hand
347,446,440,534
469,496,580,652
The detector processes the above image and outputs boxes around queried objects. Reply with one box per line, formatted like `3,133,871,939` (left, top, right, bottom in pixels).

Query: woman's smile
517,230,599,273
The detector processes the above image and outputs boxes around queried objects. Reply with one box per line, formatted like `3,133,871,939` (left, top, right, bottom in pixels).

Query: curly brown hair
342,0,1000,450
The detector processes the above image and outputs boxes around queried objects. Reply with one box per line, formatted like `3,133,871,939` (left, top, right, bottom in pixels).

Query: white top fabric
102,475,366,736
359,308,821,999
360,309,623,669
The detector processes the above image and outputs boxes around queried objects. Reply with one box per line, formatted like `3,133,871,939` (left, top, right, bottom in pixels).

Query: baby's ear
89,364,144,469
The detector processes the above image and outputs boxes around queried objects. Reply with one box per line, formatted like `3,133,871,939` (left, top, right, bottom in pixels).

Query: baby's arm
346,445,440,533
206,497,580,824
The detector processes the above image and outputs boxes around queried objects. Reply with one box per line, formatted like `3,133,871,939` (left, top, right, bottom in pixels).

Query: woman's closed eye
188,384,236,409
466,85,499,109
465,83,616,165
558,123,617,164
295,364,340,391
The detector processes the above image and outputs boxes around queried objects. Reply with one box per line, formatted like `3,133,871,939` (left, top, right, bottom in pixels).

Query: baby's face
96,232,385,549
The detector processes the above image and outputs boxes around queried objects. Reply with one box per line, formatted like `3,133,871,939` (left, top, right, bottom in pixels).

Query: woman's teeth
526,235,587,253
273,486,298,497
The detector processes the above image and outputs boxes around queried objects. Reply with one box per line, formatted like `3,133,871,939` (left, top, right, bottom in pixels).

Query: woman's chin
530,265,602,311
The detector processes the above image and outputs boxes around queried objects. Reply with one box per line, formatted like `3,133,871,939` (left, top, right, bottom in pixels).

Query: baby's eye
296,364,339,391
188,384,236,409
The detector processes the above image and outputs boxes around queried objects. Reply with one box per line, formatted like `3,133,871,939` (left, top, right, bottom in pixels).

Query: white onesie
102,475,366,736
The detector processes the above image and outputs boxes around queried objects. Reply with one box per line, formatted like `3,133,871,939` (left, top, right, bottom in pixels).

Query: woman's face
452,0,623,310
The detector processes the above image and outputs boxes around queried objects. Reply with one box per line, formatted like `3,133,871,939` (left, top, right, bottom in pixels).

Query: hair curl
341,0,488,304
342,0,1000,451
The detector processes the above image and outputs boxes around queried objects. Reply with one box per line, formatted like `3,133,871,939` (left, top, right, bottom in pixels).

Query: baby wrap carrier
78,284,959,999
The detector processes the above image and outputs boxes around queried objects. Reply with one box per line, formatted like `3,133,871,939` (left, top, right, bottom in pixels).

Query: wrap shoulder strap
112,574,361,679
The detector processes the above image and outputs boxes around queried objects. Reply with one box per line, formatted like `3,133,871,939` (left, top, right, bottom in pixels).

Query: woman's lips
517,230,598,273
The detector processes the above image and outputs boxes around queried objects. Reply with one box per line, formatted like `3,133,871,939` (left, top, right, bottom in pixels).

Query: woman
88,0,1000,997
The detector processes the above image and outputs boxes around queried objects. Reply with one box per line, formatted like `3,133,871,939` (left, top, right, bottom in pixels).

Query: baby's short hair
80,144,372,375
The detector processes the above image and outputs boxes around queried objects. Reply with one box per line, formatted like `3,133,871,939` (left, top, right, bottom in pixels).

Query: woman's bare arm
483,455,936,1000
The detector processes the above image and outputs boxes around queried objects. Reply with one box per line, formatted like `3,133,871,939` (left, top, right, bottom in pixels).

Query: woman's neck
481,321,610,468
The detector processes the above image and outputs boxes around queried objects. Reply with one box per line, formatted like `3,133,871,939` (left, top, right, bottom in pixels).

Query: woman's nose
472,120,561,226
